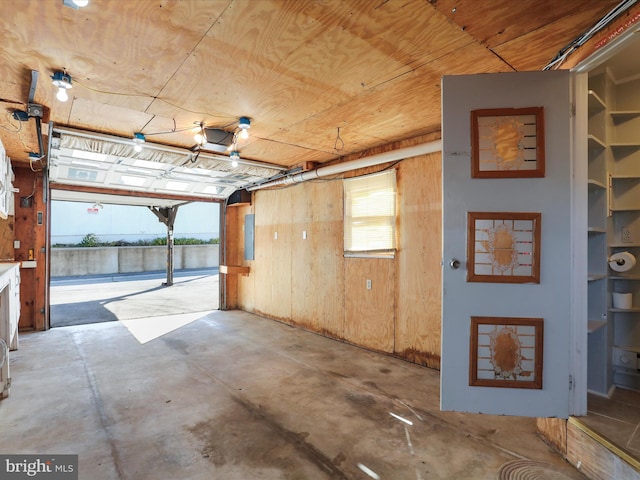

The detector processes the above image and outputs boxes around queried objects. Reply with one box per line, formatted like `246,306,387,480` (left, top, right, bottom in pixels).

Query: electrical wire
24,176,38,197
29,155,45,173
0,112,22,133
16,127,30,151
72,78,238,120
544,0,637,70
57,78,245,141
334,127,344,151
136,118,239,139
143,125,195,136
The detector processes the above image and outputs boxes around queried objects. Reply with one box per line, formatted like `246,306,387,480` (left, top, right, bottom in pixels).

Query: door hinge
569,374,574,391
3,377,11,393
570,103,576,117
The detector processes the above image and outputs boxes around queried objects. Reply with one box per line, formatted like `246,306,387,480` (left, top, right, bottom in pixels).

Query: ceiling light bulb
62,0,88,8
230,150,240,168
56,87,69,102
133,132,145,152
238,117,251,130
51,71,72,102
238,116,251,140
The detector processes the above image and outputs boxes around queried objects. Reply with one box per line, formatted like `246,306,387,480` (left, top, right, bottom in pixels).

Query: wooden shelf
588,319,607,333
609,243,640,247
588,274,607,282
588,227,607,234
219,265,250,275
610,143,640,150
611,174,640,180
610,275,640,280
609,307,640,313
588,178,607,190
610,207,640,212
614,345,640,353
588,90,607,113
610,110,640,119
588,134,607,149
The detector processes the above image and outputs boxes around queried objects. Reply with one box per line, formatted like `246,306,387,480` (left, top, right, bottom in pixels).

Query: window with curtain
343,169,397,255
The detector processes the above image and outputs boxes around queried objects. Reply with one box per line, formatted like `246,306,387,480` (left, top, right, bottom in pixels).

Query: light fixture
199,128,234,153
133,132,145,152
238,116,251,140
194,122,206,146
63,0,89,8
230,150,240,168
51,71,72,102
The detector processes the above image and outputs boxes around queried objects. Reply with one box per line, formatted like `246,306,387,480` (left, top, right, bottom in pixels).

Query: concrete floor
0,308,585,480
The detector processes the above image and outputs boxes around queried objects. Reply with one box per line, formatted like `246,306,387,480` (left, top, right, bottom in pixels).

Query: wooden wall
224,133,442,369
13,167,47,331
395,149,442,367
223,205,242,310
0,216,14,260
537,417,567,455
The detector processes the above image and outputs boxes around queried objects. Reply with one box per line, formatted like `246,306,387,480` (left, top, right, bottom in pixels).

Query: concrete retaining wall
51,245,219,277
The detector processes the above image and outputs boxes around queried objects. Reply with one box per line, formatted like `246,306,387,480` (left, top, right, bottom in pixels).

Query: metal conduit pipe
246,139,442,191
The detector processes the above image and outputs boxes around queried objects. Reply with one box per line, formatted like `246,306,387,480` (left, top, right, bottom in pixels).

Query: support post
166,223,174,286
149,205,180,287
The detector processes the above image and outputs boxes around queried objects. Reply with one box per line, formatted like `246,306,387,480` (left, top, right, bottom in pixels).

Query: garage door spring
0,338,7,369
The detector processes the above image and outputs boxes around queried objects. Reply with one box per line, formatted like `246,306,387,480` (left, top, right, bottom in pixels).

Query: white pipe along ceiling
247,140,443,191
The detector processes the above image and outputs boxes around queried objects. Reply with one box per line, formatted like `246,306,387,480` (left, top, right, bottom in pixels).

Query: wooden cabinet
0,262,20,399
0,263,20,351
0,140,14,220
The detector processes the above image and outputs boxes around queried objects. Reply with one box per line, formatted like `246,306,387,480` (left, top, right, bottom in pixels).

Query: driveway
50,268,219,327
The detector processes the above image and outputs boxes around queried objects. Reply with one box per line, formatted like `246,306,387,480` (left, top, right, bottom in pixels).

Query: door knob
449,258,461,270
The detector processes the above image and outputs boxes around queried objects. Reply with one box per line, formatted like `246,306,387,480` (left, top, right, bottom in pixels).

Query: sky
51,201,220,244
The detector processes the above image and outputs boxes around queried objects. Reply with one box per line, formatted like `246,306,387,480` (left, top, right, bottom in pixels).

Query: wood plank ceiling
0,0,624,173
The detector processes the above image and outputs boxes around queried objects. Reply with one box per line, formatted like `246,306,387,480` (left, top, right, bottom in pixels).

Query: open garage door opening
43,126,279,338
49,199,221,336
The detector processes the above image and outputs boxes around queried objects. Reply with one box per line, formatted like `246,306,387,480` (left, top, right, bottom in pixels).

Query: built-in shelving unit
587,73,611,396
588,68,640,393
